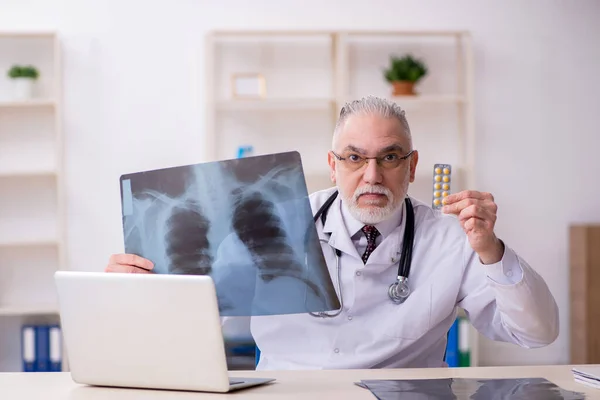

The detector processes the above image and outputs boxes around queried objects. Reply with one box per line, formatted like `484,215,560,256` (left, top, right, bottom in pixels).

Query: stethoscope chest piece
388,276,410,304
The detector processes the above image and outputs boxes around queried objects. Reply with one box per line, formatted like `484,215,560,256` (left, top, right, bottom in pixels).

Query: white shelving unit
0,31,66,372
203,29,478,366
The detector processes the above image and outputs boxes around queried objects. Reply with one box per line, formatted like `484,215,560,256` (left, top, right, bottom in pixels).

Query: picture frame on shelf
231,73,266,99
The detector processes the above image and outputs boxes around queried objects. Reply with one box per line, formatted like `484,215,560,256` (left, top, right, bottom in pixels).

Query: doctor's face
328,113,418,224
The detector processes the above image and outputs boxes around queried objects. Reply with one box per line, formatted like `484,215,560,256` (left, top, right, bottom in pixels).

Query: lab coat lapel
322,197,362,261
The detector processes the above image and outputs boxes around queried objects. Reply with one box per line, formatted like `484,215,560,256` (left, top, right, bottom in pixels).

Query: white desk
1,365,598,399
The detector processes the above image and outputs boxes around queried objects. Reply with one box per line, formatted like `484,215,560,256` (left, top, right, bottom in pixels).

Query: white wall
1,0,599,367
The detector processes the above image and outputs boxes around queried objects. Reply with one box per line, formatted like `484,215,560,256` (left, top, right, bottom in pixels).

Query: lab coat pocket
381,283,432,340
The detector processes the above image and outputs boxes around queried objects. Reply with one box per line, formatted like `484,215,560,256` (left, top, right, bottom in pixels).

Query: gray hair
332,95,412,149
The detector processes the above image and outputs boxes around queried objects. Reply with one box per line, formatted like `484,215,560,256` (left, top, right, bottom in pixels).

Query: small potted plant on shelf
383,54,427,96
7,64,39,100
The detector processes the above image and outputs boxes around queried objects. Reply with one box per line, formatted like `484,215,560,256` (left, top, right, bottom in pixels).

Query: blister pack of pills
432,164,451,209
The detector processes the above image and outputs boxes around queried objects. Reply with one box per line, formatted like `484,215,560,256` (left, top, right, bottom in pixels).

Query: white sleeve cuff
483,245,524,285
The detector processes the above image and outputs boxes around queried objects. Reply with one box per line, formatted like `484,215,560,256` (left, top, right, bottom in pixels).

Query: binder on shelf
236,145,253,158
445,318,459,367
21,325,36,372
458,316,471,367
20,323,63,372
49,325,62,372
35,325,50,372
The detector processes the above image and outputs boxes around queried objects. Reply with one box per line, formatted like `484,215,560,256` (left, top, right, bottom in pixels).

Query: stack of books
572,366,600,389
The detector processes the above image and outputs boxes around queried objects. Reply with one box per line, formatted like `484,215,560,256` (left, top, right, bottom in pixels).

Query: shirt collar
340,197,405,240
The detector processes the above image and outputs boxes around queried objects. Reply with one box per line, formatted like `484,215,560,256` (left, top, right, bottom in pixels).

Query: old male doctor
106,96,559,370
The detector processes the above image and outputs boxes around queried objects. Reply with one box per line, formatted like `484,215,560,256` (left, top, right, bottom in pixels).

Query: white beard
344,184,402,225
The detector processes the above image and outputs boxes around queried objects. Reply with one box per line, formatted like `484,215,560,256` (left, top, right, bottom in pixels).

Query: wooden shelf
209,29,467,38
217,98,334,111
344,30,470,37
0,238,58,248
381,95,466,105
0,227,58,247
0,168,57,178
0,304,58,317
0,99,56,109
0,31,57,39
338,95,466,108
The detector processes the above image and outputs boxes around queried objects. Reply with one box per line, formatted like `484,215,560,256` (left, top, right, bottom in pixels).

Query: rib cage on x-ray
120,151,339,317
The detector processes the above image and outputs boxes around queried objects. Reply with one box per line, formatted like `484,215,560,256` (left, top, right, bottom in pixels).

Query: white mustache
353,185,392,201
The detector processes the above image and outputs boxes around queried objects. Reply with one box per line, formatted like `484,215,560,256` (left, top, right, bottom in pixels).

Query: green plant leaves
383,54,427,83
7,65,39,80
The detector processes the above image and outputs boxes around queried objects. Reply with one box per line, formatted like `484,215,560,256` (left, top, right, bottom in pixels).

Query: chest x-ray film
119,151,340,317
358,377,585,400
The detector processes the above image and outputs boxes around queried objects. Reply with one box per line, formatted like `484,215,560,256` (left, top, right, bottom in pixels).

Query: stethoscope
309,190,415,318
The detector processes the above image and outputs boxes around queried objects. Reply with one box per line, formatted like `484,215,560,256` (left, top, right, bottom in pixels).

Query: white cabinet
0,31,66,372
204,29,478,366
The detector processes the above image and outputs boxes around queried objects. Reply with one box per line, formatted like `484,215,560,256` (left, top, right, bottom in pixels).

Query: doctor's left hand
441,190,504,265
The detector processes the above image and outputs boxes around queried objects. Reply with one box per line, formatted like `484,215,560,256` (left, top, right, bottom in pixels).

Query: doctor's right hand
105,253,154,274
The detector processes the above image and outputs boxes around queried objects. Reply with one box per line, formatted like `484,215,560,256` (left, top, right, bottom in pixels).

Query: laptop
54,270,275,392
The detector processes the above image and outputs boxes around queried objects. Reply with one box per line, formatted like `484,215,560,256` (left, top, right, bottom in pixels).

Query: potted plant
7,64,39,100
383,54,428,96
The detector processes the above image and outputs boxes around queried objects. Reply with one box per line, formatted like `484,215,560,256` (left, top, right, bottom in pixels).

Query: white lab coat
226,187,559,370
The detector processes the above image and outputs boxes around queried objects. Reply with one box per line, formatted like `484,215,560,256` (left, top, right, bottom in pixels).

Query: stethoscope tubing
309,190,415,318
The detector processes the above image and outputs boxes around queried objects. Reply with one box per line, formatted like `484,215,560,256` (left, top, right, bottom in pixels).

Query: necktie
361,225,380,263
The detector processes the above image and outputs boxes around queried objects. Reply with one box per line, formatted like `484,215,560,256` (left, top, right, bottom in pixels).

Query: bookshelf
203,29,479,366
0,31,66,372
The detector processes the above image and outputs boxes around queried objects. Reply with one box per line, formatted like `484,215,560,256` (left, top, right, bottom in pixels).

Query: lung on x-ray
119,151,340,317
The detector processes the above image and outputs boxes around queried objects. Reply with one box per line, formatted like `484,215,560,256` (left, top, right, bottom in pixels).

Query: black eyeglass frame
330,149,415,169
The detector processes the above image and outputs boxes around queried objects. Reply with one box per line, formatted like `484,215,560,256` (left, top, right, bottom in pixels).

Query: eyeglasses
331,149,415,171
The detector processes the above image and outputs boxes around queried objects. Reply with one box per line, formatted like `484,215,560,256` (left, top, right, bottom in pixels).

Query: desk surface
1,365,598,399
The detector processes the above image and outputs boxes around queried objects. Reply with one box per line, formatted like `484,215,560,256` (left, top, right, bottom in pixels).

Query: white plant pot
12,78,35,100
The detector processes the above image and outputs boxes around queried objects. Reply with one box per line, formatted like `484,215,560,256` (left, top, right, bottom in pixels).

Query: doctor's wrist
477,238,505,265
